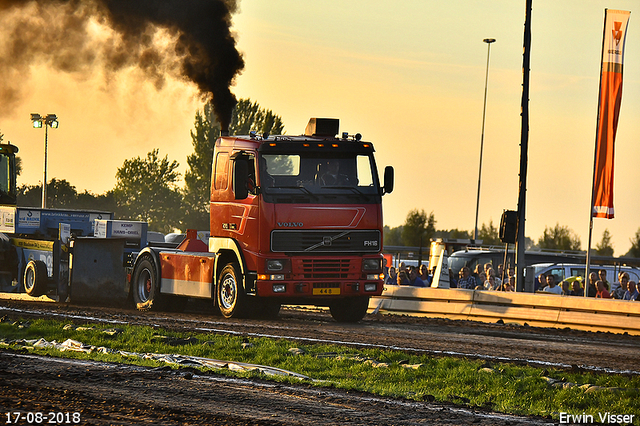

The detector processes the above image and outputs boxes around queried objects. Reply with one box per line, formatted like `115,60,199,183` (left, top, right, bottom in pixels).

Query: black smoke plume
0,0,244,128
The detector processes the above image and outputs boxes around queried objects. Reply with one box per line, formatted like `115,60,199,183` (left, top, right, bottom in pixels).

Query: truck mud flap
69,238,128,305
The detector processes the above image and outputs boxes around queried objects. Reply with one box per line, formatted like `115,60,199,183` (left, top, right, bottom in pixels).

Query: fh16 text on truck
0,118,394,322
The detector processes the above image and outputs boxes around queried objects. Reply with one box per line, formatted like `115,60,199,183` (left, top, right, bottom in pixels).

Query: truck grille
295,259,354,279
271,230,380,253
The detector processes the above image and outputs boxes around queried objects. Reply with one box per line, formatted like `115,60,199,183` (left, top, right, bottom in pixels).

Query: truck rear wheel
329,297,370,323
217,263,246,318
24,260,48,297
132,256,163,311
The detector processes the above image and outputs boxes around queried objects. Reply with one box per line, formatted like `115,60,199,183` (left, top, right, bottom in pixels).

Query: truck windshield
259,153,380,203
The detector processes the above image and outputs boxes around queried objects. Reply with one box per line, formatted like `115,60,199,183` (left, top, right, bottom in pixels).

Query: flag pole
585,9,609,298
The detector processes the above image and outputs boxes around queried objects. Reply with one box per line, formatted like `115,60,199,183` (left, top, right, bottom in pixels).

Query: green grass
1,316,639,423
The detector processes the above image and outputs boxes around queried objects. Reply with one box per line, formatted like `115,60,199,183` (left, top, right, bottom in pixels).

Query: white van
530,263,640,289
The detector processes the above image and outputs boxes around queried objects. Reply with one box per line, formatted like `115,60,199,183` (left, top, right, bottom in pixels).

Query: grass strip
1,316,639,423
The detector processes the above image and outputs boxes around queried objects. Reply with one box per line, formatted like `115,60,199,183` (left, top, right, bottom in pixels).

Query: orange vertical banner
592,9,630,219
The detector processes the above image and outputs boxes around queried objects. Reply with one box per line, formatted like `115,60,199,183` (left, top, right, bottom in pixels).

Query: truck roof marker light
332,144,339,148
317,143,324,147
303,143,310,147
362,143,370,148
269,143,276,147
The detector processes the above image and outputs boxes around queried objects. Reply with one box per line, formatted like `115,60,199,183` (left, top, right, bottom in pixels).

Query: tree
401,209,436,248
383,225,403,246
114,149,182,233
477,220,501,246
182,99,285,229
47,178,78,209
17,184,41,207
538,223,581,251
183,102,219,230
595,229,614,256
229,99,284,136
625,228,640,258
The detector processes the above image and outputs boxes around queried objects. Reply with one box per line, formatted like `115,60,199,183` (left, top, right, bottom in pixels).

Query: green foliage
183,102,219,230
625,228,640,258
383,225,403,246
182,99,285,230
2,316,640,421
17,179,116,212
538,223,582,251
113,149,182,233
434,228,472,240
229,98,284,136
477,219,501,245
595,229,614,257
401,209,436,247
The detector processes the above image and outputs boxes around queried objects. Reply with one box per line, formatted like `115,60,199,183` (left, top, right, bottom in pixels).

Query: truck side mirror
383,166,394,195
233,158,249,200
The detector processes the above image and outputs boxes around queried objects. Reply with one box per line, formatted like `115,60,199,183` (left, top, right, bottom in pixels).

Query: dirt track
1,299,638,425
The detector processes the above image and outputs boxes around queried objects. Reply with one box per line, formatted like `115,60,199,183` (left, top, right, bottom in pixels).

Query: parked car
529,263,640,288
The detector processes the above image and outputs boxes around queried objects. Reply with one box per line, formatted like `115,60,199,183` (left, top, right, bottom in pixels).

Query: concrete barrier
370,286,640,335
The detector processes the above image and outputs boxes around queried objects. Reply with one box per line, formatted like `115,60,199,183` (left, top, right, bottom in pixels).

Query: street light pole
474,38,496,242
30,113,59,209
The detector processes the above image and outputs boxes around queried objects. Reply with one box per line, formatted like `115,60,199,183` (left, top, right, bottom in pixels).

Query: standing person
623,281,639,301
484,275,497,291
457,267,476,289
598,269,610,291
611,272,629,299
385,267,398,286
472,264,483,287
595,280,611,298
536,273,547,291
542,274,562,295
571,280,584,297
586,272,599,297
449,268,458,288
396,270,410,285
419,264,431,285
407,266,426,287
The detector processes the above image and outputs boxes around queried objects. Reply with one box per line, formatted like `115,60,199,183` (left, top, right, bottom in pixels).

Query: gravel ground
1,299,637,425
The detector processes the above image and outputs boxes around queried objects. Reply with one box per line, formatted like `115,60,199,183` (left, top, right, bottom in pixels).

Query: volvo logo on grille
278,222,303,227
322,236,332,246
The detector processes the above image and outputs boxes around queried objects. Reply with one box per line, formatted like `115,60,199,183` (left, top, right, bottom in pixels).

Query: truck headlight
362,258,382,271
364,283,377,292
266,259,291,273
272,284,286,293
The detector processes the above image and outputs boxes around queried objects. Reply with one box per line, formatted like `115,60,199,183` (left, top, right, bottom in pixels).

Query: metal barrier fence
369,286,640,335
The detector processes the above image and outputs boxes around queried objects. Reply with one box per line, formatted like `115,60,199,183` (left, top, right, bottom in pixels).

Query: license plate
313,288,341,295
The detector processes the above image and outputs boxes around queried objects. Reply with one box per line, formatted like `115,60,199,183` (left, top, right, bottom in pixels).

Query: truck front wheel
217,263,246,318
329,297,370,323
132,256,163,311
24,260,48,297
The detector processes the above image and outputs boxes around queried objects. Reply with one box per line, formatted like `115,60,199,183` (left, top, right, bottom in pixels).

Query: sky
1,0,639,255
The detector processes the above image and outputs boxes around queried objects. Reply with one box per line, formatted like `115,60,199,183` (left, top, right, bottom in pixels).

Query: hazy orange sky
1,0,639,255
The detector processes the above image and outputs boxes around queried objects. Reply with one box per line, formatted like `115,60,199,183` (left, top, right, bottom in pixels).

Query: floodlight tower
30,113,59,209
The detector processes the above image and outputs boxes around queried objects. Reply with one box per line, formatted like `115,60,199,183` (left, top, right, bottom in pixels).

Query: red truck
130,118,394,322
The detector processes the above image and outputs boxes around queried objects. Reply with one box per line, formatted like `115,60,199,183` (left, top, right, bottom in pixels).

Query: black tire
329,297,370,323
23,260,48,297
132,256,163,311
217,263,246,318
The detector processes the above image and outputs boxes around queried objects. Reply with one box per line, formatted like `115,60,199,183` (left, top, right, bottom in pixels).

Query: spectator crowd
384,261,639,301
